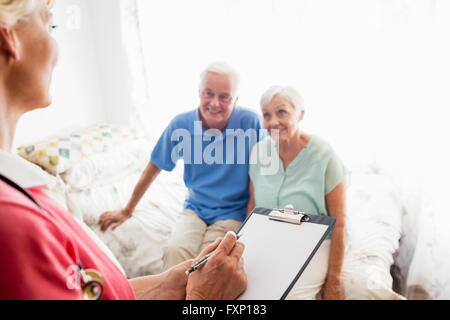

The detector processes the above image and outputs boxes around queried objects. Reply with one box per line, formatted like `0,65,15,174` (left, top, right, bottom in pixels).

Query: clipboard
236,207,336,300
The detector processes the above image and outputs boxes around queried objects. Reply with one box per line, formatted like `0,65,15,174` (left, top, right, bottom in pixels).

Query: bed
18,123,437,300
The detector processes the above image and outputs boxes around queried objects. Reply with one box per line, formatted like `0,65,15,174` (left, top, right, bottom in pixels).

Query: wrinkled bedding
63,139,187,276
60,139,405,299
343,172,404,299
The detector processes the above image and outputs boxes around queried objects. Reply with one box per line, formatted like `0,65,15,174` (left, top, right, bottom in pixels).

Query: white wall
13,0,131,147
89,0,133,125
137,0,450,176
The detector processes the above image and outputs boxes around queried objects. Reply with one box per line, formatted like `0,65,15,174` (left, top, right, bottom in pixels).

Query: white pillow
17,123,135,176
61,139,152,189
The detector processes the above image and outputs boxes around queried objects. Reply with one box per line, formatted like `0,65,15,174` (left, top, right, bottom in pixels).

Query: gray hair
0,0,53,27
199,61,240,97
260,85,305,114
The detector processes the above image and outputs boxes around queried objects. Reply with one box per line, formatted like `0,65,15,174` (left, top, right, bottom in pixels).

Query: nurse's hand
130,260,194,300
157,260,194,300
186,232,247,300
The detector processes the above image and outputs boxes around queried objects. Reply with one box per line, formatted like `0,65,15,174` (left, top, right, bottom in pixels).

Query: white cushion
61,139,151,189
17,123,134,176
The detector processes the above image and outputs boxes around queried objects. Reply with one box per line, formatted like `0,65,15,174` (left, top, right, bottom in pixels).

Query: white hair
0,0,53,28
199,61,240,96
260,85,305,114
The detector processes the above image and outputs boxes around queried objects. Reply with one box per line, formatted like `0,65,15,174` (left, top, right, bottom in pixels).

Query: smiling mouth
270,128,286,133
206,107,222,115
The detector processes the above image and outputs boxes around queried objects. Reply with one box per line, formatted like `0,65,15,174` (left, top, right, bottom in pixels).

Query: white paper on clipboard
237,212,330,300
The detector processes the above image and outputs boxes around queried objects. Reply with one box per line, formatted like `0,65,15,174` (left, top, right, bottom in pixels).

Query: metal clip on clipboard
268,205,311,225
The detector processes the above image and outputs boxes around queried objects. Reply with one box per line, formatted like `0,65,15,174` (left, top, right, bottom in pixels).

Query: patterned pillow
18,123,135,176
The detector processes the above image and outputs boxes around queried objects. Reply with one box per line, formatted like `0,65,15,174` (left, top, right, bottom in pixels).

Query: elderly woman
0,0,246,300
248,86,347,300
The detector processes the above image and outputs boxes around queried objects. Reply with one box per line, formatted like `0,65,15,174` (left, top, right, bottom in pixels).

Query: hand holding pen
186,233,242,275
185,231,247,300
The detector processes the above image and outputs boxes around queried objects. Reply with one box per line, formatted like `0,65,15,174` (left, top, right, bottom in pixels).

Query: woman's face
8,0,58,111
261,94,303,142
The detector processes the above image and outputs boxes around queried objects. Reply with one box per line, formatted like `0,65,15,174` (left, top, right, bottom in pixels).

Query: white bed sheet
60,139,405,299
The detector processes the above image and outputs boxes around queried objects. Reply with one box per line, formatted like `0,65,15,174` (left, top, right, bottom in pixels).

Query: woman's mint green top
249,135,346,220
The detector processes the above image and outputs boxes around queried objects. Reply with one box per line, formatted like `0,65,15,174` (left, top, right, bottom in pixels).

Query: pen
185,234,242,275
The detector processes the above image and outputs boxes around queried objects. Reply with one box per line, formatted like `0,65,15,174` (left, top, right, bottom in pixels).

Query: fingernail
227,231,237,237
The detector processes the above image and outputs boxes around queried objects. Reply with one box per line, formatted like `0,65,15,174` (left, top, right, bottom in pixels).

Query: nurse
0,0,246,300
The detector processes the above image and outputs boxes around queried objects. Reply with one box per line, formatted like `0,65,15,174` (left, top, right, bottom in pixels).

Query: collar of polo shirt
0,149,56,189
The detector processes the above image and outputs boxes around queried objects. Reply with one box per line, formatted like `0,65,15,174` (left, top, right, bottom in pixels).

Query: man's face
199,72,237,131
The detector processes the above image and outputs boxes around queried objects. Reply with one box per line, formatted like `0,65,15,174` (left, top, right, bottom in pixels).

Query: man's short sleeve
150,120,180,172
325,150,347,195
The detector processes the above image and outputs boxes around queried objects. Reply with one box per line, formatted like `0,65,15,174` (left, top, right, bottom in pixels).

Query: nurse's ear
0,27,21,61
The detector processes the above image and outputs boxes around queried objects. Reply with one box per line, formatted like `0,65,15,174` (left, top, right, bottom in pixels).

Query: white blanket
60,139,405,299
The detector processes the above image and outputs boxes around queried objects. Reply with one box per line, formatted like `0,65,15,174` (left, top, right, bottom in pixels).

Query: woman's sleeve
248,142,260,183
325,150,348,195
0,202,83,300
248,144,257,180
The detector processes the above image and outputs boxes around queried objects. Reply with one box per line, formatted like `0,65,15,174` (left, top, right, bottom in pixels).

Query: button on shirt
0,150,135,300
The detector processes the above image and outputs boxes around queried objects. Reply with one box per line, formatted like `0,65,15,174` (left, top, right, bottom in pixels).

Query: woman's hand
322,275,345,300
98,208,133,232
186,232,247,300
324,181,347,300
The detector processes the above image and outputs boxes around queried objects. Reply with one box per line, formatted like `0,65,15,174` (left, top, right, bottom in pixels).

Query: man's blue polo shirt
151,107,264,225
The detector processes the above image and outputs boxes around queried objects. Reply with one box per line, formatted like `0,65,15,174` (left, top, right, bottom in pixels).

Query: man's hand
186,232,247,300
98,208,133,232
98,162,162,233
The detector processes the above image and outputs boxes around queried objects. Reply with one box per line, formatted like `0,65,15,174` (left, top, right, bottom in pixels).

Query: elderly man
99,62,264,270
